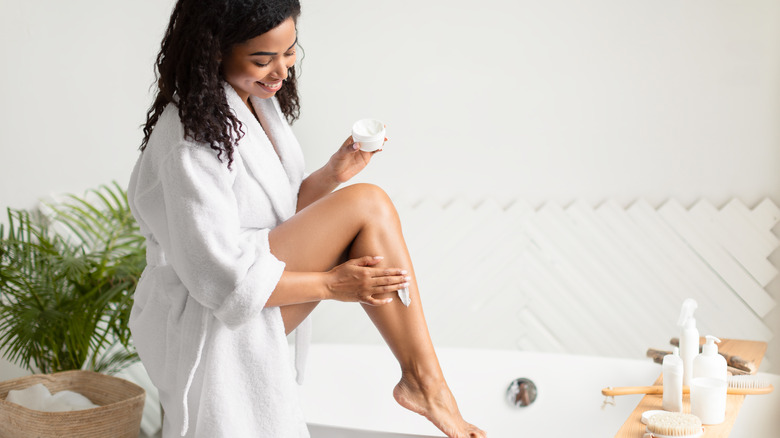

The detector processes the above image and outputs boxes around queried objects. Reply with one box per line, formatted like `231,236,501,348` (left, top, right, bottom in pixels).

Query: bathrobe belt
143,239,206,435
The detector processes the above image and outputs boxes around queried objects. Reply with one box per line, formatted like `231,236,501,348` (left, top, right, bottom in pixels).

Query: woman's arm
265,256,409,307
296,135,384,211
296,165,341,211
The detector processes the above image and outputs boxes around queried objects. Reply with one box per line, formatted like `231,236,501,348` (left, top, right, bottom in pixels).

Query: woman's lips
257,80,282,92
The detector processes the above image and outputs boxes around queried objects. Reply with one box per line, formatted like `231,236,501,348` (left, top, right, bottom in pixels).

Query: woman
128,0,486,437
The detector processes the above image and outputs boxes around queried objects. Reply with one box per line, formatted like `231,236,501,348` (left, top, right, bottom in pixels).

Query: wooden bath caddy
614,338,767,437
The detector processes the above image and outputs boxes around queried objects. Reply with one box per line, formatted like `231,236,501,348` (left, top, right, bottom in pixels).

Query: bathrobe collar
223,82,304,222
222,82,313,387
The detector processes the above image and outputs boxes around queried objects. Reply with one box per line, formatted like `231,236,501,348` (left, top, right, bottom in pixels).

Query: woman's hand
326,135,386,184
325,256,410,306
296,133,386,212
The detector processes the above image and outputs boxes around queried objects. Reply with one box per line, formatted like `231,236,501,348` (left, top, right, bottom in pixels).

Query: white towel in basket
6,383,98,412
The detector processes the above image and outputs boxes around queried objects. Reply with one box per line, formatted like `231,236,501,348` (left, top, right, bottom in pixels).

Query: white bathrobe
128,83,310,437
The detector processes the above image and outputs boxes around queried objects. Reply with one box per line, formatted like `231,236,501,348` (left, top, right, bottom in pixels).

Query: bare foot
393,373,486,438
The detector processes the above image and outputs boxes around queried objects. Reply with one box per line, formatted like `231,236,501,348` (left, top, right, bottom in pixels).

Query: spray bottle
676,298,699,386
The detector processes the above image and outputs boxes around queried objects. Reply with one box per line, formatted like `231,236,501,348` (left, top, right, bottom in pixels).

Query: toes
467,424,486,438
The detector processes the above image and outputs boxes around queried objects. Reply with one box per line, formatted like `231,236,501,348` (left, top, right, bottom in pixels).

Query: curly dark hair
140,0,302,168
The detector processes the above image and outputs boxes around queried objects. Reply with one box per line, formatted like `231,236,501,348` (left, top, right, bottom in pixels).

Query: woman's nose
274,59,289,81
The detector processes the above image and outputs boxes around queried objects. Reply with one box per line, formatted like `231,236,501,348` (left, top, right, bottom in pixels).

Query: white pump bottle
677,298,699,386
693,335,727,380
691,335,728,424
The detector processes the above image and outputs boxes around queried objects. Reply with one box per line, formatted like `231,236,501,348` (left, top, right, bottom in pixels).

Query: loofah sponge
646,412,703,437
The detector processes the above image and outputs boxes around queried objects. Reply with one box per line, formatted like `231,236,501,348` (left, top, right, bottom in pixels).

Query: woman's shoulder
146,103,208,157
150,103,186,144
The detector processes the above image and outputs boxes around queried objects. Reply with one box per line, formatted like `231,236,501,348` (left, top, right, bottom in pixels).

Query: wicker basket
0,370,145,438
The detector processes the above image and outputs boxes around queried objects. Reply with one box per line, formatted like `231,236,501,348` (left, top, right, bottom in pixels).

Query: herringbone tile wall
311,197,780,371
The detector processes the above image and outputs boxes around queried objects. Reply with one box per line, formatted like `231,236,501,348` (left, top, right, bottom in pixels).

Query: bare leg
269,184,485,438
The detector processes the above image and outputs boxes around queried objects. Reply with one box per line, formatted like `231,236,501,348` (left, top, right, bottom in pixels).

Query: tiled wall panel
311,198,779,370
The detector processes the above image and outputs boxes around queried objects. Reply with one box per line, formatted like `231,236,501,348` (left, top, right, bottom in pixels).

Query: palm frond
93,346,139,375
0,182,145,374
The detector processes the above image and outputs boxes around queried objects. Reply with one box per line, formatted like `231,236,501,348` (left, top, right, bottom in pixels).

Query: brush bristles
728,375,769,389
647,412,702,436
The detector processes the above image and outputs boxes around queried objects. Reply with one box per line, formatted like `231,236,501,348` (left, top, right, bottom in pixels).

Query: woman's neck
246,97,260,122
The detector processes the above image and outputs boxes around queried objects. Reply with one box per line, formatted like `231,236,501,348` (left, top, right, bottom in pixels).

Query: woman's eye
254,61,270,67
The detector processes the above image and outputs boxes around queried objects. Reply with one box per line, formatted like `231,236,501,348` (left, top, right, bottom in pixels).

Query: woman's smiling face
222,17,297,104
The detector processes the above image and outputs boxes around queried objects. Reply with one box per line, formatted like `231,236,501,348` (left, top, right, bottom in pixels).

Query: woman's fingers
350,257,408,278
361,295,393,306
341,135,357,151
352,255,384,267
354,260,410,290
361,273,409,306
371,272,411,290
328,257,410,304
352,141,385,154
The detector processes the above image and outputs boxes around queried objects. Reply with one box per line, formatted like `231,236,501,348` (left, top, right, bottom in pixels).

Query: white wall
0,0,178,382
2,0,778,213
0,0,175,213
1,0,779,377
294,0,780,209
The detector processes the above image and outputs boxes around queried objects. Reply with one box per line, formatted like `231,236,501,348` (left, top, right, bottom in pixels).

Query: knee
344,183,398,223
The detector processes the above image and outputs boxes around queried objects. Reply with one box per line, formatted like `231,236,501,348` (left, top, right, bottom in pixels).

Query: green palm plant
0,182,146,375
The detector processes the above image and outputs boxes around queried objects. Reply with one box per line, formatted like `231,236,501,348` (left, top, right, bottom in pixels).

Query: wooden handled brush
602,376,773,396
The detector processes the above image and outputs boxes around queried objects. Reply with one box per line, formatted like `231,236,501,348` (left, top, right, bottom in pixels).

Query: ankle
400,364,446,390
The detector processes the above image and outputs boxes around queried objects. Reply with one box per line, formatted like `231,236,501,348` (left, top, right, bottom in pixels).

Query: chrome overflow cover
506,378,537,408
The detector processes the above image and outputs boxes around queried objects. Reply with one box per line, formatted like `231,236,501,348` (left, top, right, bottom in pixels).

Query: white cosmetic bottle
676,298,699,386
691,335,727,424
693,336,727,380
662,347,683,412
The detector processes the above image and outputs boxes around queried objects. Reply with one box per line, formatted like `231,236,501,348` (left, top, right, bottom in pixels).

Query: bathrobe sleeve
158,141,285,329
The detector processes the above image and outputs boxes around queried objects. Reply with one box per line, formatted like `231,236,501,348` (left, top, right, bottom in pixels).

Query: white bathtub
297,343,780,437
